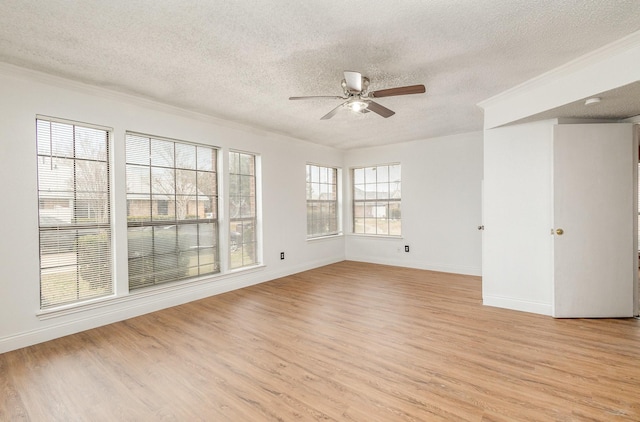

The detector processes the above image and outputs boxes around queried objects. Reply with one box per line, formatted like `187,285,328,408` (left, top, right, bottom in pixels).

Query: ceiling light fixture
347,100,368,113
585,97,601,106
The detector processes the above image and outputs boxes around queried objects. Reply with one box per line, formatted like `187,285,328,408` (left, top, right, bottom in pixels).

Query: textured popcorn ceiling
1,1,640,149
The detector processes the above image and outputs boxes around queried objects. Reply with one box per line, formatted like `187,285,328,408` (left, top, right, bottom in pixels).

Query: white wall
343,132,483,276
482,120,555,315
0,65,345,353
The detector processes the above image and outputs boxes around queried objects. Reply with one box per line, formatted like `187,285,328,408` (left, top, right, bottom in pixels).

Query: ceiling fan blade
289,96,344,100
369,84,426,98
320,101,349,120
366,101,395,118
344,71,362,93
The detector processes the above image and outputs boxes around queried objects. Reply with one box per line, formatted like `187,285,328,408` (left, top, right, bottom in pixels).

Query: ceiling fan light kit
347,100,368,112
289,70,426,120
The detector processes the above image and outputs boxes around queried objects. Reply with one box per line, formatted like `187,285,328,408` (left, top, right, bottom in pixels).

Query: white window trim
124,131,222,290
227,149,262,270
350,162,402,237
36,115,115,310
306,163,342,239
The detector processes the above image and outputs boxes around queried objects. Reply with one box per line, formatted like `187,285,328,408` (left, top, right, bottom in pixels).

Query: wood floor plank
2,261,640,421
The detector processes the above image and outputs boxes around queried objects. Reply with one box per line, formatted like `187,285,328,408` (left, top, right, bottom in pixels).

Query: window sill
224,263,265,276
346,233,404,240
37,264,266,320
306,233,343,242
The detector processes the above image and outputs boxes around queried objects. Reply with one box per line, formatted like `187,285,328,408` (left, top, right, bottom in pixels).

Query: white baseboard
483,295,552,316
0,256,344,354
347,255,482,277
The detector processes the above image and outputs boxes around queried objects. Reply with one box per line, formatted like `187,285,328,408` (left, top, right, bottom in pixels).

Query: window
352,163,401,235
306,164,339,238
36,117,113,309
156,200,169,216
229,151,258,269
125,133,219,289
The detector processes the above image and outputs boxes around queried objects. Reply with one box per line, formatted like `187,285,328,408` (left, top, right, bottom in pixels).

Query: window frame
36,115,114,310
306,163,341,239
228,150,260,270
125,132,220,290
351,163,402,236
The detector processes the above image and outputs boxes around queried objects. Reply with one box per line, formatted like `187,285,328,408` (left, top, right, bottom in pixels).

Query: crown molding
478,30,640,109
0,61,316,147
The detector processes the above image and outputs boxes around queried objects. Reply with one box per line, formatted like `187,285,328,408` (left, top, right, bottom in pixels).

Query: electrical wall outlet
404,245,410,252
280,252,285,260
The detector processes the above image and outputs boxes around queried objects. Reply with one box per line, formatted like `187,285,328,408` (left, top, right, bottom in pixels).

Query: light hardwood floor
2,261,640,421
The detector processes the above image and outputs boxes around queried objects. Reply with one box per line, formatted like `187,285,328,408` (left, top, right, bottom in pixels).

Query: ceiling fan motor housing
342,76,370,96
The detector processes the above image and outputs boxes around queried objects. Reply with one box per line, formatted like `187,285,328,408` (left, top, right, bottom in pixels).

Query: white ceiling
1,1,640,149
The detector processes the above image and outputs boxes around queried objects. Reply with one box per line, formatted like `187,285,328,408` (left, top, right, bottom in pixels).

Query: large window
229,151,258,269
125,133,219,289
352,163,401,235
36,117,113,309
306,164,339,238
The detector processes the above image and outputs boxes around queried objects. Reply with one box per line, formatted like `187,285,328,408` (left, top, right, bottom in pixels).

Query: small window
229,151,258,269
352,163,401,236
125,133,219,289
306,164,339,238
156,200,169,216
36,117,113,309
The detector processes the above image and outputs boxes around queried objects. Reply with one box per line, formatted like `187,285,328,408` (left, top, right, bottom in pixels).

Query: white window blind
36,118,113,309
229,151,258,269
126,133,219,289
306,164,339,238
352,163,401,236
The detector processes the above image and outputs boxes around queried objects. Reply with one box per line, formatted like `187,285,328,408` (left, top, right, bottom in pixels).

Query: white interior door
553,123,636,317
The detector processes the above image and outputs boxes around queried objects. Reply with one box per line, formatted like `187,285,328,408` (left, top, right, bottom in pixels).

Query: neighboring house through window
125,133,219,289
352,163,401,235
36,117,113,309
306,164,339,238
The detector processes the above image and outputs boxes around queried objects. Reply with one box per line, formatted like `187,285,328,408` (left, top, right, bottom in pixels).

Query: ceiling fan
289,70,426,120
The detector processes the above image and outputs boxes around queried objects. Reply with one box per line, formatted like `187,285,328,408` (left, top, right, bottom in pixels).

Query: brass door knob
556,228,564,235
